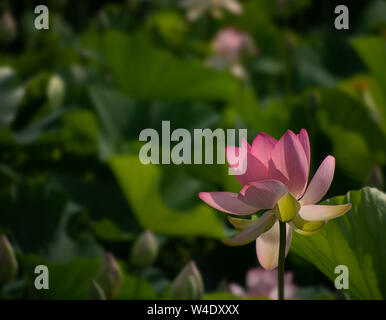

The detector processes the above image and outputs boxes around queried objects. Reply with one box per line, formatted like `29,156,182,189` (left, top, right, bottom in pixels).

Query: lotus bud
97,252,122,299
47,74,65,109
273,193,300,222
365,165,384,190
90,280,106,300
130,230,159,268
0,235,18,285
170,260,204,300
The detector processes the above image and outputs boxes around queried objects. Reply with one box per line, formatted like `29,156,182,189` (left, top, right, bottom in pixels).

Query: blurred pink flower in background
180,0,243,21
207,27,257,79
229,267,297,300
212,27,257,63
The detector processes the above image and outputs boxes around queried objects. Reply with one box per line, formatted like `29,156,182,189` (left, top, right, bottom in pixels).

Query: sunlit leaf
109,155,225,238
292,187,386,299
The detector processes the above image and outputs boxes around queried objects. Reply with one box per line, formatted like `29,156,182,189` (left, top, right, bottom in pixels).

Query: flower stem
278,221,286,300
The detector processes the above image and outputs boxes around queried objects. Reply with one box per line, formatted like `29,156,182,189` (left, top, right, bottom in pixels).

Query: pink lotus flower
229,267,297,300
199,129,352,270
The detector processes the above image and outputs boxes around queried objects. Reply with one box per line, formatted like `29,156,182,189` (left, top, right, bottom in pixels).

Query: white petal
298,204,352,221
256,220,292,270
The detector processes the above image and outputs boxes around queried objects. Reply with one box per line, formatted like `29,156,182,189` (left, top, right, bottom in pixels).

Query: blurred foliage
0,0,385,299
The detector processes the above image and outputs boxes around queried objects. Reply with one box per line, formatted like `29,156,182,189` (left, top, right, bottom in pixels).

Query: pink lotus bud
97,252,122,299
0,235,18,285
130,230,159,268
170,260,204,300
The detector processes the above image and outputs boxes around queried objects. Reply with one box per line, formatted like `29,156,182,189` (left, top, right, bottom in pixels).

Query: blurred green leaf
292,187,386,299
100,31,240,101
13,109,62,144
88,85,221,160
146,10,187,46
57,174,141,242
361,1,386,33
293,46,336,89
89,85,143,142
159,166,209,212
116,272,158,300
338,76,386,136
317,88,386,181
0,178,103,263
296,286,335,300
229,87,289,139
352,37,386,96
109,155,225,238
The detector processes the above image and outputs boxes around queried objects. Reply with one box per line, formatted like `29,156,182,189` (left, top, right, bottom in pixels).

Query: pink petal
223,211,275,246
251,132,276,168
297,129,310,168
226,139,267,186
238,180,288,209
268,130,309,199
298,204,352,221
300,156,335,205
256,220,292,270
227,138,251,166
198,192,257,215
